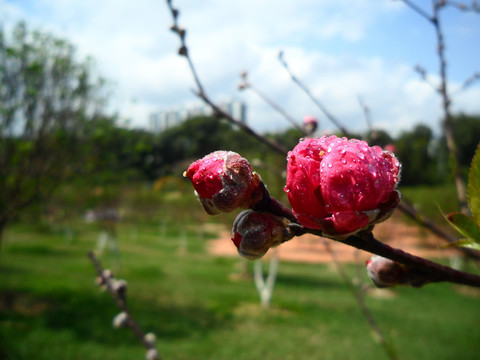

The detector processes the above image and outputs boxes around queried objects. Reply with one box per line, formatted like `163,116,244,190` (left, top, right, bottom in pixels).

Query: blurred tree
366,129,393,149
84,117,156,183
449,113,480,168
395,124,440,186
0,22,110,243
149,116,261,178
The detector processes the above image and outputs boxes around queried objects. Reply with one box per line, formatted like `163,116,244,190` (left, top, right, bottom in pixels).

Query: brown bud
232,210,294,260
178,46,188,56
366,255,430,288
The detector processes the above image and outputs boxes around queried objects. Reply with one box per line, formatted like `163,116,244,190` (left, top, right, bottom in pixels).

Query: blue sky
1,0,479,136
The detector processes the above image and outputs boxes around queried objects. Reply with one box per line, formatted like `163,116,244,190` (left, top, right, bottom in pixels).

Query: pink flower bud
384,144,396,153
285,136,401,236
303,116,318,135
366,255,429,288
231,210,294,260
185,151,262,215
303,115,318,125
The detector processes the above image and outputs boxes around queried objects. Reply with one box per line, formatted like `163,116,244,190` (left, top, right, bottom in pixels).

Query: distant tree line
1,20,479,241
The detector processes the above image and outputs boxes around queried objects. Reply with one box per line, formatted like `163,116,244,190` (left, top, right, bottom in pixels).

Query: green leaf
468,142,480,224
446,212,480,244
444,239,480,251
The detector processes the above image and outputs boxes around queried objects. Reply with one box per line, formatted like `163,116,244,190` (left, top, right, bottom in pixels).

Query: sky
1,0,479,136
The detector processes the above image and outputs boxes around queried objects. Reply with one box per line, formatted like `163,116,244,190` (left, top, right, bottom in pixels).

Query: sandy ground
206,212,456,264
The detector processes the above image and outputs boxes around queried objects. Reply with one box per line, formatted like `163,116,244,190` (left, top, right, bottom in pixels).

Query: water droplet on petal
357,152,365,160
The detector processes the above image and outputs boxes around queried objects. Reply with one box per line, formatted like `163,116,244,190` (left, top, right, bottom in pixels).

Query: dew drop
327,163,333,168
357,152,365,160
341,158,347,164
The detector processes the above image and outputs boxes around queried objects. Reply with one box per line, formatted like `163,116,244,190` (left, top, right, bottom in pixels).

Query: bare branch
166,1,479,262
398,0,435,23
277,51,351,136
324,241,398,360
444,1,480,12
357,95,373,131
239,72,306,133
166,0,289,155
414,64,441,92
400,0,469,213
88,251,161,360
289,227,480,288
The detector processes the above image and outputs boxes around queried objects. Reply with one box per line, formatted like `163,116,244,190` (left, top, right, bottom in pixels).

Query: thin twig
399,0,435,22
324,241,398,360
357,95,372,132
277,51,351,136
88,251,161,360
166,0,480,268
166,1,289,155
240,76,305,133
444,1,480,12
400,0,469,213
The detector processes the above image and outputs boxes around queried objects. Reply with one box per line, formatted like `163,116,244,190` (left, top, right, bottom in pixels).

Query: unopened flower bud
303,115,318,135
146,348,159,360
384,144,396,153
285,136,401,236
144,332,157,347
185,151,263,215
112,279,128,297
96,276,106,286
366,255,430,288
231,210,294,260
113,312,129,329
178,46,188,56
102,269,114,280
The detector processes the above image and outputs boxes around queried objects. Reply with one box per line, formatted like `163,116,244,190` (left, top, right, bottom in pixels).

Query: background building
149,99,246,133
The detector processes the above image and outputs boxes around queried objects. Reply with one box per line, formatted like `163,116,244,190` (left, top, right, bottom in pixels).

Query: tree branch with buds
238,71,305,133
88,251,161,360
184,137,480,289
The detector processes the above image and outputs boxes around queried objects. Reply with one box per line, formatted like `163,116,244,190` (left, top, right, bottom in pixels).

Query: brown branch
239,73,306,133
291,227,480,287
452,71,480,96
324,241,398,360
166,1,289,156
87,251,161,360
400,0,469,213
166,0,479,263
399,0,435,23
196,91,290,154
444,1,480,12
357,95,373,132
277,51,351,136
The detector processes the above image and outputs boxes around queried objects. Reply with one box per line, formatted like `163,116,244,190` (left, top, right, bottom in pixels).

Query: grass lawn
1,214,480,360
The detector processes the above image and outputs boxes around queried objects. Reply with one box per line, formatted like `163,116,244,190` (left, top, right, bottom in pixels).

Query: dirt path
207,213,456,264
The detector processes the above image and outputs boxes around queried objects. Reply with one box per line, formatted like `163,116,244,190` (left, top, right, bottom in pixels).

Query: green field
1,202,479,360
